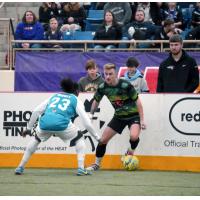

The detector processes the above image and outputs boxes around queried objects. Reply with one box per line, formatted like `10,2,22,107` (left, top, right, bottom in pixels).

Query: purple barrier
14,51,200,91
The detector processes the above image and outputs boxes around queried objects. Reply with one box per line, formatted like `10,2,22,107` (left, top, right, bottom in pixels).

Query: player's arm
136,97,146,130
22,99,49,137
76,99,100,142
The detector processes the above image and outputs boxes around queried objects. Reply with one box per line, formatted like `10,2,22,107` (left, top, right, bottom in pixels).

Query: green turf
0,168,200,196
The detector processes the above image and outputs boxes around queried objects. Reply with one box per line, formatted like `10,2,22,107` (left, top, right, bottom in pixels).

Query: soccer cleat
15,166,24,175
86,164,100,171
77,168,92,176
125,147,134,156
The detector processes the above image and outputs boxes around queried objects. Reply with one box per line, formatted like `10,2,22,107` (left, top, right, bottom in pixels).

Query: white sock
75,138,86,169
95,157,102,166
18,139,40,168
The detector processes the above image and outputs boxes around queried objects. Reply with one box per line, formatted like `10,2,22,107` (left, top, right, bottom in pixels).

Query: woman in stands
15,10,44,48
93,10,122,51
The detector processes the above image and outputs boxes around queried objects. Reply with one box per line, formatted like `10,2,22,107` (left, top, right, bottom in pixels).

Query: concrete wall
0,70,14,91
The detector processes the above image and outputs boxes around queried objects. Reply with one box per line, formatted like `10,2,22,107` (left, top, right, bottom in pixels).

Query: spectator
15,10,44,48
104,3,132,26
43,18,63,48
161,2,183,29
93,10,122,51
157,34,199,93
39,2,59,31
122,10,156,48
123,57,149,93
153,19,183,48
136,2,161,25
60,2,86,31
78,59,104,92
191,2,200,28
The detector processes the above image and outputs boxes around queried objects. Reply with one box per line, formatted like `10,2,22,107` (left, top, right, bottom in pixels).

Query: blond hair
103,63,116,70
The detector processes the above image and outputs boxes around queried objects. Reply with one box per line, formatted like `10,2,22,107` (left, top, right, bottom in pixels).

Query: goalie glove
128,27,135,37
21,129,31,138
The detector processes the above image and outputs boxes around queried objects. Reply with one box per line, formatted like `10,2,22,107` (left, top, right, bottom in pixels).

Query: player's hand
21,129,31,137
140,121,146,130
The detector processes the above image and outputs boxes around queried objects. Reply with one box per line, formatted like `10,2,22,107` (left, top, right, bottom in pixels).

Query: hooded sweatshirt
78,73,104,92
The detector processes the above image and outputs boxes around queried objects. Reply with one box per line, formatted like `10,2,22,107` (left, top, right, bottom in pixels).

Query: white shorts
35,122,82,147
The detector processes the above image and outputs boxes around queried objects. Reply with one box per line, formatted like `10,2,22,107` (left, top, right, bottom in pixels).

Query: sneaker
125,147,134,156
77,168,92,176
86,164,100,171
15,166,24,175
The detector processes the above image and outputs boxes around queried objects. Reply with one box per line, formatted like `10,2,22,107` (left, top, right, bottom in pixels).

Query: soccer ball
122,155,139,171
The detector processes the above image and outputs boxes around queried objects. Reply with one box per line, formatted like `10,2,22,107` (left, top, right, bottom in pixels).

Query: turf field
0,168,200,196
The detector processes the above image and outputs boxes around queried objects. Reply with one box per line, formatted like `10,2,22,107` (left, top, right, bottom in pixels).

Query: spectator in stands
78,59,104,92
191,2,200,28
104,3,132,26
135,2,162,25
43,18,63,48
60,2,86,31
123,57,149,93
153,19,183,48
161,2,183,29
39,2,60,31
15,10,44,48
157,34,199,93
93,10,122,51
122,10,156,48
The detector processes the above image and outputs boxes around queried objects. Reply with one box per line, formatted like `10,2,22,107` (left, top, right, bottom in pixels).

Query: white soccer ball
122,155,139,171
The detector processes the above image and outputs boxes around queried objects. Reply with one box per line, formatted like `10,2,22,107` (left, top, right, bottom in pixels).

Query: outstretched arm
76,99,100,142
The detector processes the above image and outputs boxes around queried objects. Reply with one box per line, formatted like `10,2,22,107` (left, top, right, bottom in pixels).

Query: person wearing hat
123,57,149,93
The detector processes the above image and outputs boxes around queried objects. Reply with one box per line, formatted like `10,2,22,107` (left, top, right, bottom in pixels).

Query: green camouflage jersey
94,79,139,118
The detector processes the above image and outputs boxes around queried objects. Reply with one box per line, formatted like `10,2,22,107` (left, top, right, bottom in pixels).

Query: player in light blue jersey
15,78,100,176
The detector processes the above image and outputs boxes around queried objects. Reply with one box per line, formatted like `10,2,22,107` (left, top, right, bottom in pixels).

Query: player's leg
127,122,141,155
15,127,52,175
15,136,40,175
87,116,124,171
58,124,91,176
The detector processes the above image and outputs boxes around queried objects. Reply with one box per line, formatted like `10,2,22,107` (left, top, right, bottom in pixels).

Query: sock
75,138,86,169
95,157,102,166
95,143,107,166
18,139,40,168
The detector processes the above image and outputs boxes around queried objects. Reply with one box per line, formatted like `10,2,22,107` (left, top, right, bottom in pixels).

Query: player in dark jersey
86,63,146,171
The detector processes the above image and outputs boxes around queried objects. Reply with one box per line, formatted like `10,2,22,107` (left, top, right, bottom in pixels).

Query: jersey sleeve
93,84,104,103
128,83,138,101
27,98,50,130
75,98,100,141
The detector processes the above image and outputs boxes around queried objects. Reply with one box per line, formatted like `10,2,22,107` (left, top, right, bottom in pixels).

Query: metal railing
8,39,200,70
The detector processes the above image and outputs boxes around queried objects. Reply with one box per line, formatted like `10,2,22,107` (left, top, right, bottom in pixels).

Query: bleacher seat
85,10,104,31
86,10,104,22
73,31,95,40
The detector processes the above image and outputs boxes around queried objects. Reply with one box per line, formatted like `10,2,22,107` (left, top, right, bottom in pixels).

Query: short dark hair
126,57,139,68
163,18,174,27
60,78,78,94
169,34,183,43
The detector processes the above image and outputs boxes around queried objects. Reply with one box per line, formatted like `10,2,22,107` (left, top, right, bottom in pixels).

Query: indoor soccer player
15,78,100,176
87,63,146,171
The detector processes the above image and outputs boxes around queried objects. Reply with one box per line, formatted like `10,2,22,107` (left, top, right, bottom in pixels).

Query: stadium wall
0,71,14,92
0,92,200,172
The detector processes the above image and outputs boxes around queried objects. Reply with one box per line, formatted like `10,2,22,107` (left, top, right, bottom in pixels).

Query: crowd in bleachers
14,2,200,50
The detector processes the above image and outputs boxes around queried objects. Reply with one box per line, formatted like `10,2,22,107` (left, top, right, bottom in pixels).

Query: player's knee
96,143,107,157
129,138,140,150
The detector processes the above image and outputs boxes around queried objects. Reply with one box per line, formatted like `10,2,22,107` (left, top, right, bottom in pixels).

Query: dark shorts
107,115,140,134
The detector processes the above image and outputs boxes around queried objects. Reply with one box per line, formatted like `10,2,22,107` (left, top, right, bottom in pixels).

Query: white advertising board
0,92,200,156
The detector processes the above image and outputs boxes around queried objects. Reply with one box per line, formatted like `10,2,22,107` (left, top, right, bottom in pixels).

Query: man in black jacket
157,34,199,93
